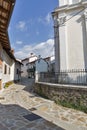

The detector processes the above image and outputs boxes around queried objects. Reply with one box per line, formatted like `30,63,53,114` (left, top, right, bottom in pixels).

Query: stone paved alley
0,78,87,130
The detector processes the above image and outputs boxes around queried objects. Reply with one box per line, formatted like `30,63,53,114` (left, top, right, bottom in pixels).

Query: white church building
52,0,87,72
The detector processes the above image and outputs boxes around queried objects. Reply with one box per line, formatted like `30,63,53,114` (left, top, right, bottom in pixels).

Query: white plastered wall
59,0,81,6
21,60,29,77
2,49,15,87
66,9,87,69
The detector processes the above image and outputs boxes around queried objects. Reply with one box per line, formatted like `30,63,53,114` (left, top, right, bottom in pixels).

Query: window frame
4,64,7,74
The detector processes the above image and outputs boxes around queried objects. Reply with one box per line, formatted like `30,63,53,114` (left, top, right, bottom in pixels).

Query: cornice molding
54,2,87,13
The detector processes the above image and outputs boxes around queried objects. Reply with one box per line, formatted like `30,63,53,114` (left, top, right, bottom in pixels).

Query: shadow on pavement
16,77,35,93
0,103,65,130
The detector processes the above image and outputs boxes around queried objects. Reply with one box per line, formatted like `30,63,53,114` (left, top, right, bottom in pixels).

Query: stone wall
35,82,87,108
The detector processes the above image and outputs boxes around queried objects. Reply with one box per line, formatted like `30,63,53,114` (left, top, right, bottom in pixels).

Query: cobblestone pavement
0,78,87,130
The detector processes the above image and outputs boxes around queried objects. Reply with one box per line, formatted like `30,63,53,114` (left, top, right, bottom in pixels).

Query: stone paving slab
0,79,87,130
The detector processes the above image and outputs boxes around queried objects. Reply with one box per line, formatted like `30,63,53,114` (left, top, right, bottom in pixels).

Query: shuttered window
4,64,7,74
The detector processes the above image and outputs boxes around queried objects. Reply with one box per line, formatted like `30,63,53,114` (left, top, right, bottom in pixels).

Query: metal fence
37,69,87,85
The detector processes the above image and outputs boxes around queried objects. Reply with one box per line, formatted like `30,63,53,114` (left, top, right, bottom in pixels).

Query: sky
8,0,58,60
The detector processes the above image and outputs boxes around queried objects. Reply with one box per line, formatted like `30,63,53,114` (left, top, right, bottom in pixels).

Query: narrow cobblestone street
0,78,87,130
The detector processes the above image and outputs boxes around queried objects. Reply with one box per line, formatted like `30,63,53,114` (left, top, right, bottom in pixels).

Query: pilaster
58,15,68,70
53,15,60,72
84,9,87,31
83,9,87,68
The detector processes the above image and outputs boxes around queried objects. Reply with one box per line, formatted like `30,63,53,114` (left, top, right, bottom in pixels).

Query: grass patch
56,100,87,113
4,81,13,88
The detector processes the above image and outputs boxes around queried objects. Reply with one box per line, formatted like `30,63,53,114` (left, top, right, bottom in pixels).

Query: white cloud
15,39,54,59
16,41,23,45
37,13,53,39
38,13,52,25
45,13,52,24
16,21,27,31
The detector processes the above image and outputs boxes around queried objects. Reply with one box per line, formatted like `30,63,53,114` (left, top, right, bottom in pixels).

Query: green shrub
4,81,13,88
56,100,87,113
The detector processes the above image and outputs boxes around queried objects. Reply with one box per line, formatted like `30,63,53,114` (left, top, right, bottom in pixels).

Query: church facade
52,0,87,72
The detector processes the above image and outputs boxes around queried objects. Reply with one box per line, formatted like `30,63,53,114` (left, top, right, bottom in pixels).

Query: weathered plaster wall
21,59,29,78
14,62,21,81
59,0,81,6
2,49,15,87
54,3,87,71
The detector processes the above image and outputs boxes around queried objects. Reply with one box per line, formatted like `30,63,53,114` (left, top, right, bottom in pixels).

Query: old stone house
21,53,37,78
14,59,22,82
0,0,16,90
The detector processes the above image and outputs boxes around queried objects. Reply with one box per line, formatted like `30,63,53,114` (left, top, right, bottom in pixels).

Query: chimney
30,53,33,56
38,55,41,59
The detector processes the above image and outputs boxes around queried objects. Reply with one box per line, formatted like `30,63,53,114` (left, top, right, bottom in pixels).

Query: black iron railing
37,69,87,85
